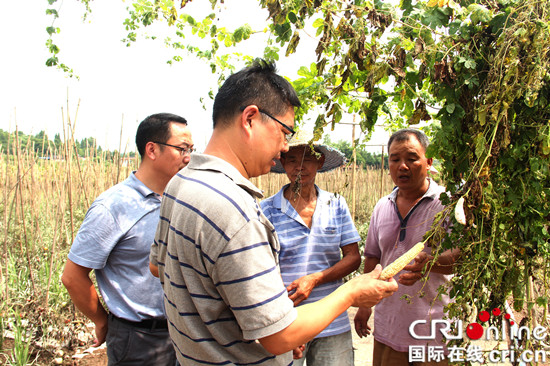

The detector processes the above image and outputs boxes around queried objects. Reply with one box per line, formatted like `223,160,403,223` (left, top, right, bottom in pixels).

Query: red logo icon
466,308,513,340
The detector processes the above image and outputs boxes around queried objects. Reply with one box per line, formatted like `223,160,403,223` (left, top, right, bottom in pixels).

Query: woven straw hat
271,130,346,173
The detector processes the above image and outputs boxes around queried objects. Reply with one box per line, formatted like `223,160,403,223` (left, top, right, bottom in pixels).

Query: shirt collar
388,177,439,203
274,184,323,212
186,154,264,199
126,171,160,199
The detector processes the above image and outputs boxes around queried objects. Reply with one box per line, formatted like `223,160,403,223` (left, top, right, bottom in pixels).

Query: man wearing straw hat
62,113,193,365
149,60,397,365
261,130,361,365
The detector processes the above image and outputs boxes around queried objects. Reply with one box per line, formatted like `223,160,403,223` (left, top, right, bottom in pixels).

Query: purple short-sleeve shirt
365,178,452,352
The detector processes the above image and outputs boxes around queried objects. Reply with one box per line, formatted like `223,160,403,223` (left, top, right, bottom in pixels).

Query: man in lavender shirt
354,129,459,366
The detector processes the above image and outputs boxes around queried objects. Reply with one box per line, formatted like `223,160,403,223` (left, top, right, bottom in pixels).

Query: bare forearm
363,256,380,274
260,282,354,354
313,245,361,286
62,261,108,325
427,248,460,274
65,278,108,323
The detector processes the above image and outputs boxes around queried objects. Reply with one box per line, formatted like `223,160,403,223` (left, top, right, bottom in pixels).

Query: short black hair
212,59,301,128
135,113,187,158
388,128,430,152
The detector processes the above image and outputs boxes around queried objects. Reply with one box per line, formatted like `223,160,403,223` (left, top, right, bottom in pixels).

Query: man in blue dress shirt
62,113,193,365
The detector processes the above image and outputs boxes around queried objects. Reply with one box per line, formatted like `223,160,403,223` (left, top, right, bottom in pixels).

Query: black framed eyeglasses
153,141,195,156
258,109,296,143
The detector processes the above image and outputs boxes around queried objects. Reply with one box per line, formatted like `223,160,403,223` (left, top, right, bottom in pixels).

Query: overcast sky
0,0,388,153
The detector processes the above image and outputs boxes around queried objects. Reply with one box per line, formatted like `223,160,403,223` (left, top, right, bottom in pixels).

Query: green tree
0,129,10,151
76,137,99,157
48,0,550,347
1,129,110,158
53,133,62,150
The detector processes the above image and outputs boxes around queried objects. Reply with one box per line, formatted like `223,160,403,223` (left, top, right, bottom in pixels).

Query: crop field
0,133,394,365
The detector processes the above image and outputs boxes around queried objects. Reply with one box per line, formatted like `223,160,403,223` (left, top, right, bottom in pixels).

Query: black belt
110,314,168,330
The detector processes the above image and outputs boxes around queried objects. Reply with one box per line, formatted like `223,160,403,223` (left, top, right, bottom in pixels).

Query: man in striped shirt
150,60,398,365
261,131,360,366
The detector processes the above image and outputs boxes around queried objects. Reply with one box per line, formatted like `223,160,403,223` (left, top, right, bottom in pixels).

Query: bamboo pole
27,139,41,239
45,175,64,309
1,137,10,301
68,99,91,208
116,114,124,184
380,146,385,197
14,125,37,295
62,107,75,243
339,119,361,220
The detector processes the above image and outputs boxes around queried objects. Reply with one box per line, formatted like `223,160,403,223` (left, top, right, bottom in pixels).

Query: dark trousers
106,314,177,366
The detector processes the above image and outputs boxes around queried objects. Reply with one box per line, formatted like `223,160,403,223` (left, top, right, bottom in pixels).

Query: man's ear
426,157,434,170
144,141,158,161
240,105,260,137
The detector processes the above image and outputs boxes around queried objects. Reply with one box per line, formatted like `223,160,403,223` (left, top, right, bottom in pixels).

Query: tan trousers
373,339,449,366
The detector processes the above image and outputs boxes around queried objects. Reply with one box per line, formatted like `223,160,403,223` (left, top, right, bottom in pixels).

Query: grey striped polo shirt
151,154,296,365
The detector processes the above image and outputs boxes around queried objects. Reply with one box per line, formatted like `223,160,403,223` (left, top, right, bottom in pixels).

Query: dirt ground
68,343,107,366
0,337,108,365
